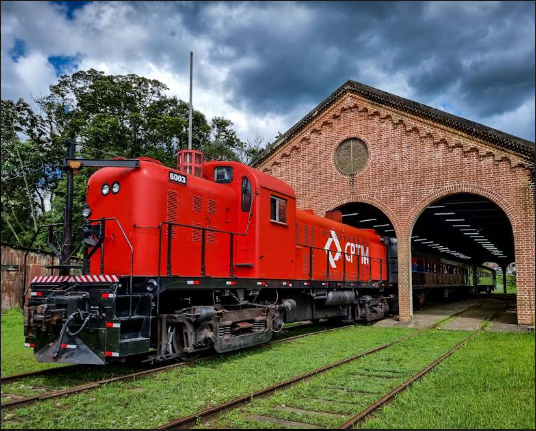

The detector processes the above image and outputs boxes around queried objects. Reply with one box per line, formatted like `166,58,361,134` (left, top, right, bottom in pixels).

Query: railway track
0,319,334,385
0,300,496,413
0,319,360,409
156,300,503,429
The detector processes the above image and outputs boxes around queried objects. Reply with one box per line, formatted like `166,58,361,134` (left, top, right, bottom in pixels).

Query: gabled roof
253,80,535,166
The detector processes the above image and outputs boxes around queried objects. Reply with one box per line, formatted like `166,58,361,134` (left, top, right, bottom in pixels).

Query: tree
1,99,61,247
1,69,266,251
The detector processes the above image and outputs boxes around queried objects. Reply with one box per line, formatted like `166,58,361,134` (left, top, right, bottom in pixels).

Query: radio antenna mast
188,51,193,150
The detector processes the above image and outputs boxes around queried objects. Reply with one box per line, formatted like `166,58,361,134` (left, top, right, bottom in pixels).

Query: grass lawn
1,321,413,429
362,331,535,429
213,329,470,429
494,274,517,294
1,308,64,377
2,308,533,429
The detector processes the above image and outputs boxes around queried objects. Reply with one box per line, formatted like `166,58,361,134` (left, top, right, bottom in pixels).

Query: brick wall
257,92,535,326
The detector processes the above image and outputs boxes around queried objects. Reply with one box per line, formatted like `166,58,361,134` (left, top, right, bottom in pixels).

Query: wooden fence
1,244,61,310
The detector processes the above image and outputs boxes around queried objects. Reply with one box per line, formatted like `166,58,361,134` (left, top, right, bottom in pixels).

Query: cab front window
214,166,233,183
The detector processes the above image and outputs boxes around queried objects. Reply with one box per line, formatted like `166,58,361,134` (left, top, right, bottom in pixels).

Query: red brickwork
257,92,535,326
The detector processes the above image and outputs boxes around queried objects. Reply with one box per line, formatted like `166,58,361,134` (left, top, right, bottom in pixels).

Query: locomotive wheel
167,322,201,362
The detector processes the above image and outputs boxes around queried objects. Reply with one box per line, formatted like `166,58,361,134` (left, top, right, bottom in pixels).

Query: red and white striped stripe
60,343,77,349
105,322,121,328
31,275,119,284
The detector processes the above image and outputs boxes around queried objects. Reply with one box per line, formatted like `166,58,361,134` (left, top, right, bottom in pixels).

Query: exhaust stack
177,149,204,177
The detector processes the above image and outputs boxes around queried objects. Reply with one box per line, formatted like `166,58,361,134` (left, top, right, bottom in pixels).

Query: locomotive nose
26,289,105,365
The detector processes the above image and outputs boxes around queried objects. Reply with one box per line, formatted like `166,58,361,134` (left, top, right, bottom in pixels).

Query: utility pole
188,51,193,150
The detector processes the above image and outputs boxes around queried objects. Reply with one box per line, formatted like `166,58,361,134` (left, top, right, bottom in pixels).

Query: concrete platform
374,297,530,333
488,304,531,333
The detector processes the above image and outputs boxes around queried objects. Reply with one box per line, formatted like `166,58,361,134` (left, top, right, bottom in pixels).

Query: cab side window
270,195,287,224
241,177,252,212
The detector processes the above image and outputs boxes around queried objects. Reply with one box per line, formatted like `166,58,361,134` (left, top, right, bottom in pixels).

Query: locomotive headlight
82,205,92,218
111,181,120,194
101,183,110,196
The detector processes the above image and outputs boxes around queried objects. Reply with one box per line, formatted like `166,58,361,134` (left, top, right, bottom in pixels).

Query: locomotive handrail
89,217,134,317
134,222,387,287
296,242,385,284
136,221,254,280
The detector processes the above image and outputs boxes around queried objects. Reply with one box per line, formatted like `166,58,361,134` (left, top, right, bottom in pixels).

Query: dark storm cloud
174,1,534,135
1,1,534,141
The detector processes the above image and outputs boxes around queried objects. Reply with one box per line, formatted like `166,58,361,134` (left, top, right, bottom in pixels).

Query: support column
516,237,535,327
397,235,413,322
515,184,535,327
502,265,507,294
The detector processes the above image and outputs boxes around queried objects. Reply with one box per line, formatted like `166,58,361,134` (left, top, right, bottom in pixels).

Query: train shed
253,80,535,326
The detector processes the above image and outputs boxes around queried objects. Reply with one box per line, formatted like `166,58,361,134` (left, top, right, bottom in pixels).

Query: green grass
1,325,414,429
494,274,517,294
362,332,535,429
0,318,347,402
211,330,470,429
1,308,65,377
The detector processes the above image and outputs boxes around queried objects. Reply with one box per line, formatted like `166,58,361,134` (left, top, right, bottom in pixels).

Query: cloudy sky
1,1,534,144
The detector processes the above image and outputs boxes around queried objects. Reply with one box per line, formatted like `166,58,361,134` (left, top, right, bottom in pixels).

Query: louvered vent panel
311,227,315,246
207,226,216,244
208,199,217,215
166,190,178,239
193,195,203,213
304,225,309,245
295,223,300,244
192,223,202,242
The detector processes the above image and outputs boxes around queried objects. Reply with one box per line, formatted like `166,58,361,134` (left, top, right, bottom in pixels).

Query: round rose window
335,138,369,175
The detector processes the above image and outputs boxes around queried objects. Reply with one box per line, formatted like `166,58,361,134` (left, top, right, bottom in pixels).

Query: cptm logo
324,230,369,269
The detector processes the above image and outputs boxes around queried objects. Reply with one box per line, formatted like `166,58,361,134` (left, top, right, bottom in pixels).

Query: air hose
52,311,90,358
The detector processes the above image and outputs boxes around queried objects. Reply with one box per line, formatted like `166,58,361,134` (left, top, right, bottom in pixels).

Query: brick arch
324,195,402,239
405,184,520,239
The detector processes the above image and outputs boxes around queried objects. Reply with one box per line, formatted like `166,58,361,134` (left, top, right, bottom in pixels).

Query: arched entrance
409,192,516,314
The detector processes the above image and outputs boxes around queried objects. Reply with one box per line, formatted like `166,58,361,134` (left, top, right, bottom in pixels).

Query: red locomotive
23,149,490,365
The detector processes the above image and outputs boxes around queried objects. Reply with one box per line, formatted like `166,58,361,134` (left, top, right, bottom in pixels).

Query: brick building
254,81,535,326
